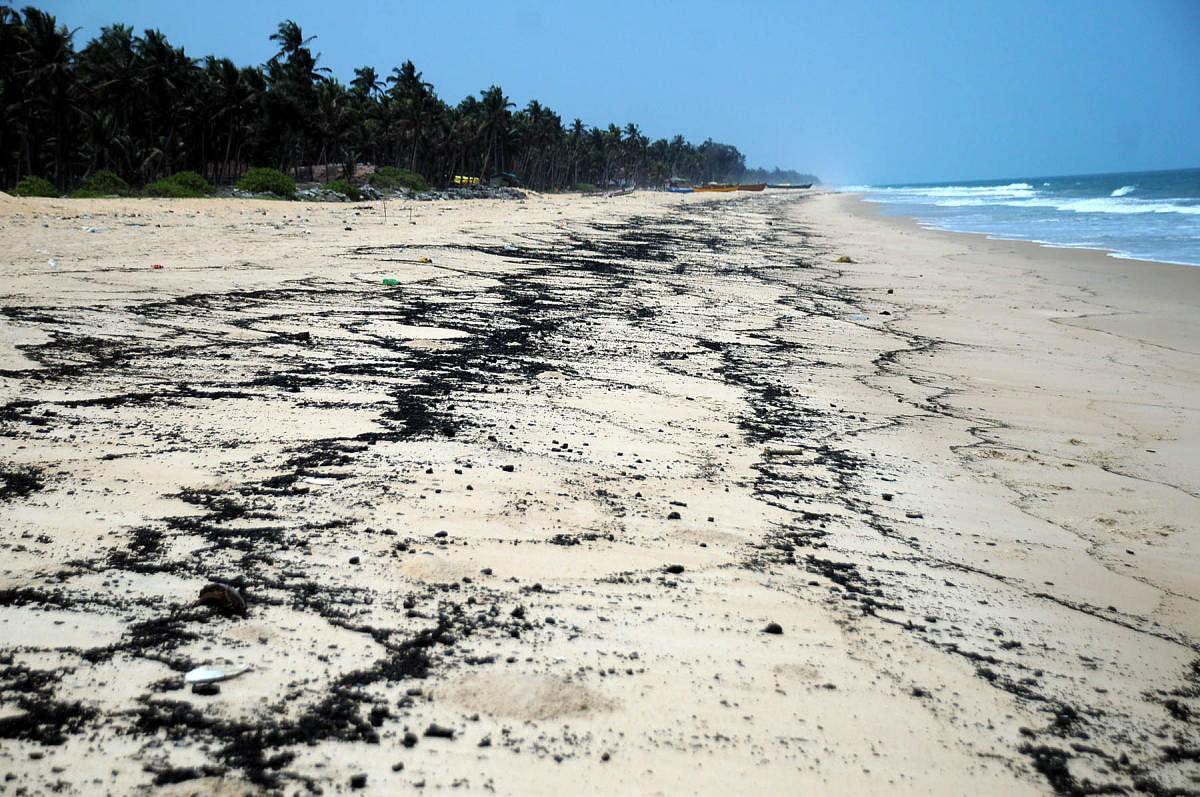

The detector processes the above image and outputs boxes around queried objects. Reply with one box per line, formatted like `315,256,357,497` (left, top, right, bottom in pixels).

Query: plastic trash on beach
418,257,432,263
382,278,399,286
184,663,251,685
850,314,868,322
301,476,336,486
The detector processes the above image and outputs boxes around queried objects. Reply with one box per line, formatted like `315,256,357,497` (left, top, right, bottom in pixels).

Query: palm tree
76,24,138,175
13,8,81,187
134,28,198,180
387,61,437,173
204,57,261,183
269,20,315,63
313,78,355,179
351,66,382,99
475,85,514,179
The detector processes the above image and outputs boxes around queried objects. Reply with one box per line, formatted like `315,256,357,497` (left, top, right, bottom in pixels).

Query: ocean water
842,167,1200,267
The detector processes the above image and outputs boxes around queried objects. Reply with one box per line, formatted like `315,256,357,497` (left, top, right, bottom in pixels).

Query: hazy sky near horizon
28,0,1200,185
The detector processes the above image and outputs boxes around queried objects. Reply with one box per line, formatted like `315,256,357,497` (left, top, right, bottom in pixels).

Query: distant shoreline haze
0,8,818,193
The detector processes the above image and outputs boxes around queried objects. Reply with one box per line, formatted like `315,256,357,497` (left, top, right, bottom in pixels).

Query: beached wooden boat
692,184,737,193
737,183,766,192
666,187,693,194
769,183,812,189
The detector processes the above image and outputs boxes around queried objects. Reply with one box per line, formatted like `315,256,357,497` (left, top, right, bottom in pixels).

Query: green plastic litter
382,278,399,286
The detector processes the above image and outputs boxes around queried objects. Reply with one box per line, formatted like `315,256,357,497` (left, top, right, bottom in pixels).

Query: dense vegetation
0,7,818,194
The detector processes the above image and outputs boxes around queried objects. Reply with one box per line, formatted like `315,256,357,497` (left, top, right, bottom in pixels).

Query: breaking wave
838,168,1200,266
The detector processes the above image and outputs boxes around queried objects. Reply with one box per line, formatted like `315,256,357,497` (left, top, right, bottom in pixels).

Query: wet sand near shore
0,190,1196,795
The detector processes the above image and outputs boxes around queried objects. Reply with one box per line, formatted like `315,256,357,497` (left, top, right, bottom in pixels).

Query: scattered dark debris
194,582,247,615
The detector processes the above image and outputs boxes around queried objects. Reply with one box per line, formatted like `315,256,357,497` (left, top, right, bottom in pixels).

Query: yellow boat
692,183,737,193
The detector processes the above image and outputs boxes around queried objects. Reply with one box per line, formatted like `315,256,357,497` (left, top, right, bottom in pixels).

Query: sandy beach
0,188,1197,795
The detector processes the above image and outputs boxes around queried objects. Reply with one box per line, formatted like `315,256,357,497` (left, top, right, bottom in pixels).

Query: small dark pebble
392,762,405,772
478,737,492,747
664,564,685,574
501,464,515,472
666,511,681,520
912,687,928,697
434,531,448,538
402,732,418,747
349,556,360,565
344,226,352,231
601,752,610,762
349,774,367,789
762,623,783,635
905,511,924,519
191,682,220,696
882,493,893,501
424,723,455,739
481,568,493,575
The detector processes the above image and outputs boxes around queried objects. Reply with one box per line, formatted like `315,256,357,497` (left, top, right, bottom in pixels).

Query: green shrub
142,179,195,198
236,167,295,199
11,175,58,197
323,178,362,200
70,170,133,198
143,170,215,198
370,166,428,193
575,182,598,193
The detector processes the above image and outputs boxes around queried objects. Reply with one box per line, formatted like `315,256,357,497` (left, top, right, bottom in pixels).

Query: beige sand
0,189,1196,795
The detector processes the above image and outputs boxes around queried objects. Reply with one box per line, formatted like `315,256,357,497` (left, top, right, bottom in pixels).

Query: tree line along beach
0,10,815,200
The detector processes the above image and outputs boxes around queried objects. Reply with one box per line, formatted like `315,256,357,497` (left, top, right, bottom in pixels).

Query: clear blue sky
27,0,1200,185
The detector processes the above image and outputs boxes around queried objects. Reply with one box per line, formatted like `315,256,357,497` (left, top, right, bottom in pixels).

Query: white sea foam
876,182,1035,200
913,193,1198,216
1056,197,1200,215
1111,185,1136,197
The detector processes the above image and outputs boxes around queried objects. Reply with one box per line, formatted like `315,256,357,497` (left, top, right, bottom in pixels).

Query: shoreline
0,190,1196,794
847,189,1200,270
832,191,1200,348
